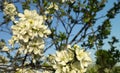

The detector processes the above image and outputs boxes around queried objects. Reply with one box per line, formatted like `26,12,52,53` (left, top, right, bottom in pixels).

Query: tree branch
69,23,88,44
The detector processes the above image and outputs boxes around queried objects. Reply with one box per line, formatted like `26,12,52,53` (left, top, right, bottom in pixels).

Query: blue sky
0,0,120,61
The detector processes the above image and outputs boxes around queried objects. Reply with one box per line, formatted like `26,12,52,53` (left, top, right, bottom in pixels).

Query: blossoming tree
0,0,120,73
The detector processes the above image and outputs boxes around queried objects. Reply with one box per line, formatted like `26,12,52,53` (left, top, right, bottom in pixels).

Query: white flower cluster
49,45,92,73
9,9,51,55
42,71,51,73
2,46,9,52
16,68,40,73
47,3,59,10
3,2,17,20
45,3,59,14
16,68,52,73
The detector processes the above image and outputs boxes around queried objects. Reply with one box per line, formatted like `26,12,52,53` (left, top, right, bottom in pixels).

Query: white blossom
9,9,51,57
67,44,71,49
3,2,17,20
48,44,92,73
42,70,51,73
75,48,92,69
2,46,9,52
47,3,59,10
18,9,43,22
55,50,74,65
16,68,39,73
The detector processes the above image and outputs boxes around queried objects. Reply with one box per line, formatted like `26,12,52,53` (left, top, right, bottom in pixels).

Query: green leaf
22,1,30,10
59,32,67,41
33,0,38,3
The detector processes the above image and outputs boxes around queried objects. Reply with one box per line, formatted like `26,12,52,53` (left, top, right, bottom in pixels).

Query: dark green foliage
95,37,120,73
22,0,30,10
